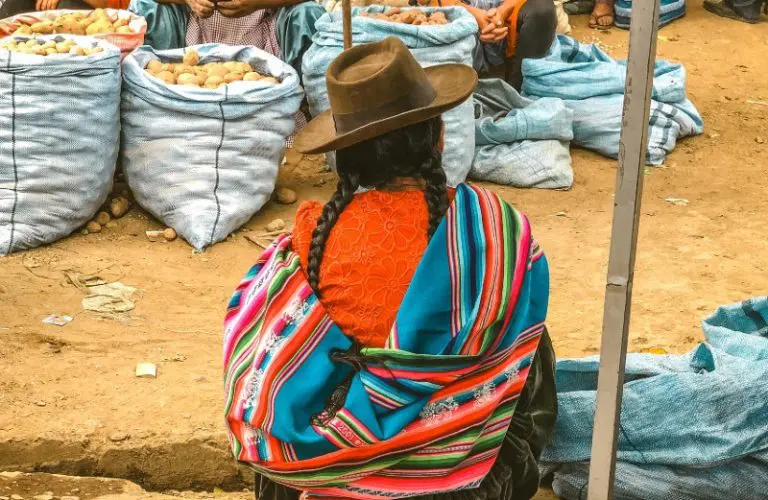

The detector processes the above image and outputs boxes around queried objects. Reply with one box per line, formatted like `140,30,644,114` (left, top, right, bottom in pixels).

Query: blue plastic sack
0,35,121,255
472,78,574,189
541,296,768,500
615,0,686,29
121,44,303,251
522,35,703,165
302,6,478,187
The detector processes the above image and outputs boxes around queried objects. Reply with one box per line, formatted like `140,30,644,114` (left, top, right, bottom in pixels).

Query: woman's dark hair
306,116,448,295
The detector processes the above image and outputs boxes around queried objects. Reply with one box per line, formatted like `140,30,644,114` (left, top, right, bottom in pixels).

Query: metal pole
342,0,352,50
586,0,661,498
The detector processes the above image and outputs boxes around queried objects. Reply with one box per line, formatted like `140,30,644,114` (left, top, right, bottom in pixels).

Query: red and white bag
0,9,147,58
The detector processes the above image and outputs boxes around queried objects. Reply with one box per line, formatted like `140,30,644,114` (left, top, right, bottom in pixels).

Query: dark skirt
255,329,558,500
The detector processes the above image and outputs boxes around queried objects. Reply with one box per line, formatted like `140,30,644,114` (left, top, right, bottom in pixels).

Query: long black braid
306,116,448,296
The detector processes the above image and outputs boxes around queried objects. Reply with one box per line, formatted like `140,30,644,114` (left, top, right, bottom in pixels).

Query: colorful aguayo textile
223,184,550,499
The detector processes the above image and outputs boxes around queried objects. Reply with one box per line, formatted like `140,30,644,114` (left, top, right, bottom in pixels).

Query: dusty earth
1,3,767,498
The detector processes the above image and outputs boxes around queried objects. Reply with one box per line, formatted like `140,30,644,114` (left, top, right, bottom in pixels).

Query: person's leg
504,0,556,91
0,0,36,17
589,0,614,28
57,0,92,8
703,0,765,23
275,0,326,79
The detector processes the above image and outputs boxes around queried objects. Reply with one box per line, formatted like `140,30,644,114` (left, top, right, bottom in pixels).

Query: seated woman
418,0,556,90
179,0,323,79
223,37,557,500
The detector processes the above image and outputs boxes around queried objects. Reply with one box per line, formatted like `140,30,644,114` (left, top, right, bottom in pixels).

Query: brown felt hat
293,36,477,155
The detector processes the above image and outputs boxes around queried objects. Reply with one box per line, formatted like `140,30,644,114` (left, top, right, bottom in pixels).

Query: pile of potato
144,49,278,89
12,9,136,36
359,8,449,25
0,36,104,56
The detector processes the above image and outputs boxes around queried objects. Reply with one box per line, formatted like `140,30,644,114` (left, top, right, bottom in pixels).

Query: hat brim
293,64,478,155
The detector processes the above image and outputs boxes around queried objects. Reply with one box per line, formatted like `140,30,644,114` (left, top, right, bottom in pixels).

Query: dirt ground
1,2,767,498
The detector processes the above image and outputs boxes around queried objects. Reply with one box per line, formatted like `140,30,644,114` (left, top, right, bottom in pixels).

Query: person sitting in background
225,36,557,500
419,0,556,90
704,0,765,23
154,0,324,80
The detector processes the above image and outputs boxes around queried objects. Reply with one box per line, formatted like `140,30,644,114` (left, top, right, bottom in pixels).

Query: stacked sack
472,78,574,189
0,35,121,255
120,44,303,251
522,35,702,166
302,6,477,187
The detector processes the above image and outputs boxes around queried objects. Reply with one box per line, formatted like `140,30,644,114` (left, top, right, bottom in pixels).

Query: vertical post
586,0,660,498
342,0,352,50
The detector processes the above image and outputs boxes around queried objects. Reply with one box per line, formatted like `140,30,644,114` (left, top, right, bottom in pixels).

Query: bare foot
589,0,614,28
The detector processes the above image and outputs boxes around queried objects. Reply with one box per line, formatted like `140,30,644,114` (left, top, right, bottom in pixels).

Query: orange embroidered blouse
292,189,455,348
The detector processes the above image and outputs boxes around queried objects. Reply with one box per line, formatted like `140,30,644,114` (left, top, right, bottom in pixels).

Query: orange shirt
292,189,455,348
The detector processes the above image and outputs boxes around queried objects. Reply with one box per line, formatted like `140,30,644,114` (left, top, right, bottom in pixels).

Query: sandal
589,0,614,29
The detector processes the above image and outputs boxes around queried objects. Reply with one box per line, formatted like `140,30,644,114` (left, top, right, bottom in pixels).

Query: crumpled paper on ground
82,282,137,313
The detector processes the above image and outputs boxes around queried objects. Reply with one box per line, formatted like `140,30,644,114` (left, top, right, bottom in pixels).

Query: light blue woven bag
541,296,768,500
302,6,477,187
522,35,703,165
472,79,574,189
0,35,121,255
121,44,303,251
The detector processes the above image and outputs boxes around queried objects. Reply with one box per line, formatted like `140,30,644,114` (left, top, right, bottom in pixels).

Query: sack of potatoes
0,9,147,58
142,48,280,89
0,35,121,255
358,7,449,25
120,44,303,251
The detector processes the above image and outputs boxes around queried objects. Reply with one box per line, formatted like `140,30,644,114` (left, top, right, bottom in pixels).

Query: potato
204,76,225,89
182,49,200,66
116,26,133,34
69,46,86,56
86,20,111,35
173,64,195,75
177,73,202,86
242,72,262,81
113,18,129,28
95,211,111,226
260,76,279,85
30,21,54,34
86,221,102,234
146,59,163,73
223,61,240,72
156,70,177,84
110,197,131,218
45,48,58,55
163,228,177,241
238,62,253,73
224,71,244,83
161,63,175,72
206,64,228,78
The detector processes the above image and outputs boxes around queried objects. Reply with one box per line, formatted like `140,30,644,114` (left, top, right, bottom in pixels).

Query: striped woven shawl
224,184,549,499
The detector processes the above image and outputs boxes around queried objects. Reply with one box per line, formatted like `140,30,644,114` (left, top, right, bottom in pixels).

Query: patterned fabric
224,184,549,499
185,10,281,55
292,189,456,348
